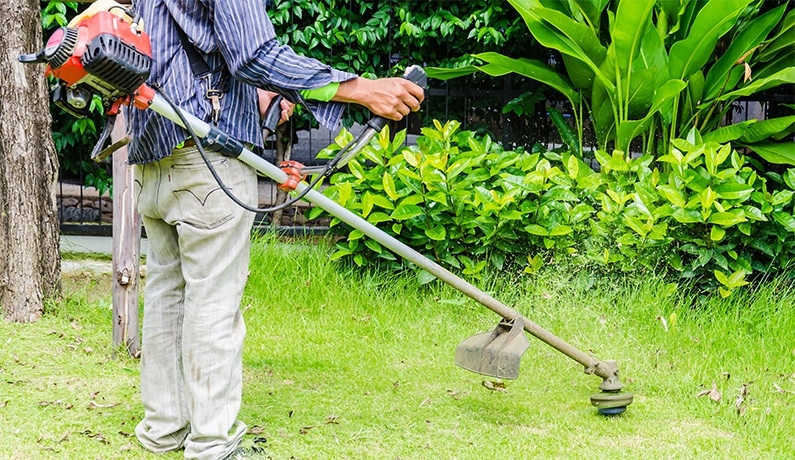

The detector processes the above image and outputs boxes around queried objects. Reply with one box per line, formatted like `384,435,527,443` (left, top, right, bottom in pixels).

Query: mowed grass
1,234,793,459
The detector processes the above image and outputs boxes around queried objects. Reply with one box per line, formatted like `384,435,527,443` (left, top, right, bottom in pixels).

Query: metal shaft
149,95,619,384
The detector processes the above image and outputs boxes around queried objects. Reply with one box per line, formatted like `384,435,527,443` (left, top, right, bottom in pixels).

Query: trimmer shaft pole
148,94,625,389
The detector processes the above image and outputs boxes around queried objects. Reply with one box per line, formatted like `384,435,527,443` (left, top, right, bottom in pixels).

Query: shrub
311,121,795,296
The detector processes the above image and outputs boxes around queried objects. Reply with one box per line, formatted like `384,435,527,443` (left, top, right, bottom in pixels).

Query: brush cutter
20,1,633,415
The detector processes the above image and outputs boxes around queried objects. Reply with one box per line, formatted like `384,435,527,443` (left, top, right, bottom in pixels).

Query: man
126,1,424,459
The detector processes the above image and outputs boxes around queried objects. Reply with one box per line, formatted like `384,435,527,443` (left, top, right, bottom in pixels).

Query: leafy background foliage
313,122,794,297
41,1,793,296
42,1,111,195
267,0,534,130
428,0,794,165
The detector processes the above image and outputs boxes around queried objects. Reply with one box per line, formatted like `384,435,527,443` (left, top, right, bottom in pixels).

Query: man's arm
333,77,424,121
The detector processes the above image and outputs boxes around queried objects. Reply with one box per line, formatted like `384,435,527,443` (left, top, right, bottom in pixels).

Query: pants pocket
170,158,235,229
133,164,150,217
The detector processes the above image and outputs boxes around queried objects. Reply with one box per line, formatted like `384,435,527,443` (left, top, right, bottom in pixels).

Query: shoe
222,445,270,459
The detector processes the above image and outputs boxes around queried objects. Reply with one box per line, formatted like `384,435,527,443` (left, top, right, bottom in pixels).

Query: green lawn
1,235,793,459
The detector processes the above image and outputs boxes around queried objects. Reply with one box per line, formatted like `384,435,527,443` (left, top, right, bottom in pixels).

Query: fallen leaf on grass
735,382,752,416
247,426,265,435
81,430,110,444
119,442,133,451
481,381,507,392
38,400,73,409
298,425,314,435
696,382,722,402
447,389,464,400
86,401,120,410
38,432,70,443
773,383,795,395
656,315,668,332
325,415,339,425
0,400,8,408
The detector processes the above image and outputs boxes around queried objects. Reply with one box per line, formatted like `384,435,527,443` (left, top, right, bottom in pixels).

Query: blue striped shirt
127,0,357,164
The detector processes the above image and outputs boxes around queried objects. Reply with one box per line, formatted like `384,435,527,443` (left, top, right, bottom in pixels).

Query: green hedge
310,121,795,296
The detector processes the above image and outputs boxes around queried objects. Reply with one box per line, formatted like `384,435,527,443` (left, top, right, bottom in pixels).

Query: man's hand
334,77,424,121
257,89,294,125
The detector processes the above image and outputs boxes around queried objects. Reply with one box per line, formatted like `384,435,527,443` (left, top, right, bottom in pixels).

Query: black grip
261,95,283,136
402,65,427,88
366,66,427,133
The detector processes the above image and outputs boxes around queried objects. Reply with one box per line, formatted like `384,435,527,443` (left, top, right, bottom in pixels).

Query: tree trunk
0,1,61,322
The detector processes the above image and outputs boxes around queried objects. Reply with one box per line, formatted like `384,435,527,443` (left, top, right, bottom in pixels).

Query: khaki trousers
133,147,257,460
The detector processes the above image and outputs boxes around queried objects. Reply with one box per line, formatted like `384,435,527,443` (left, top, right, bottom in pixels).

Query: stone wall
57,183,112,223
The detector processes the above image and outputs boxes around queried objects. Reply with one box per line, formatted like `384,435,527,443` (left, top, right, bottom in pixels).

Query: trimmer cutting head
454,317,530,380
590,391,634,415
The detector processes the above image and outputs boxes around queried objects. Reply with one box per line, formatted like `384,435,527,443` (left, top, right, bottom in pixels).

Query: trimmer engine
19,5,151,117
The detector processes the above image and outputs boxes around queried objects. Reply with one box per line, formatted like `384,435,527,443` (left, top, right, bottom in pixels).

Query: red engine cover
48,11,152,87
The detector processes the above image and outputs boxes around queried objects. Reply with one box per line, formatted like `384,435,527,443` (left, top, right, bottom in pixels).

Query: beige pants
133,147,257,460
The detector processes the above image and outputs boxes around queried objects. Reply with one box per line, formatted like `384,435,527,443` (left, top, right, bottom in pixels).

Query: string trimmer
20,1,633,415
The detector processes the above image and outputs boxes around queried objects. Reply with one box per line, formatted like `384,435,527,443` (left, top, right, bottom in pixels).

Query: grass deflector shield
20,0,633,416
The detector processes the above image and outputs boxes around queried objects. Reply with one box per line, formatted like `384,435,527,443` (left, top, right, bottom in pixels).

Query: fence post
110,110,141,357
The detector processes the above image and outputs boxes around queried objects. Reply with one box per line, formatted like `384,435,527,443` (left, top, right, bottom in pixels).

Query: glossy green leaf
716,67,795,101
425,225,447,241
612,0,655,72
390,204,423,221
714,183,754,201
741,142,795,166
704,5,787,99
668,0,751,80
773,211,795,232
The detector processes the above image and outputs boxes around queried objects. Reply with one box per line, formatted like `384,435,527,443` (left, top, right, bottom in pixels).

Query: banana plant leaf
703,4,787,100
740,142,795,166
426,52,582,107
668,0,753,80
714,67,795,101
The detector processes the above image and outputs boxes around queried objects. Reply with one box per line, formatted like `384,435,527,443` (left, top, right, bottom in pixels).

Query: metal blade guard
455,317,530,380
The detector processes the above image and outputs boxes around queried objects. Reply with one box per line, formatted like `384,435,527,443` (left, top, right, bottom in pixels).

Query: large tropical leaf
624,25,670,118
715,67,795,101
703,4,787,100
740,142,795,166
668,0,753,80
704,116,795,145
755,46,795,81
509,0,610,90
616,79,688,147
739,116,795,144
479,52,582,105
702,120,757,143
756,8,795,62
612,0,655,72
425,54,581,106
568,0,610,34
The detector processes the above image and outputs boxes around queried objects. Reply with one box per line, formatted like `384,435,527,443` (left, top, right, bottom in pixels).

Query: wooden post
110,111,142,357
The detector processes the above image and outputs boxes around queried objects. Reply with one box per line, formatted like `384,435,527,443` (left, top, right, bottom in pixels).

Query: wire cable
151,84,357,214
